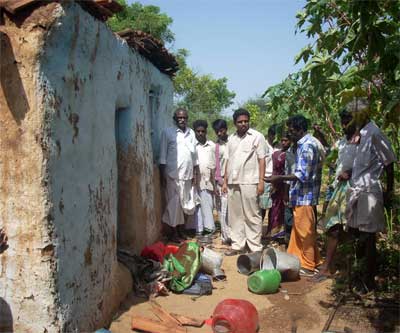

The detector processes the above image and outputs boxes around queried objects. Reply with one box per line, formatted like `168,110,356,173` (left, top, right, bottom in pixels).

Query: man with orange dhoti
266,115,322,276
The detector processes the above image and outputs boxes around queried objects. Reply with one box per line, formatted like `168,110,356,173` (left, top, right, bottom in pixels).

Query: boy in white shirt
259,125,278,222
213,119,231,244
192,120,216,236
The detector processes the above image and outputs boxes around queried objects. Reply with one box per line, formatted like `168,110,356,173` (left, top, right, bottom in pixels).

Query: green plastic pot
247,269,281,294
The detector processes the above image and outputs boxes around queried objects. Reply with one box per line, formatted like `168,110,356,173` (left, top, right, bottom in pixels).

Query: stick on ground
171,313,205,327
149,300,182,327
131,315,187,333
321,295,344,332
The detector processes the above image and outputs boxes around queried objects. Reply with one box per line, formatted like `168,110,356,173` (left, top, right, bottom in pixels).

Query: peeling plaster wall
0,2,173,332
42,3,173,331
0,3,63,333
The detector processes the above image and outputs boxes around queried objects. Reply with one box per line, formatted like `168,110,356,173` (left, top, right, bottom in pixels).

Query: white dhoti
216,184,230,242
346,184,385,233
162,177,198,227
193,190,215,233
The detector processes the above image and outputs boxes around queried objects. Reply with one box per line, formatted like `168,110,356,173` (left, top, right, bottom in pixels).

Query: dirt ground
109,237,399,333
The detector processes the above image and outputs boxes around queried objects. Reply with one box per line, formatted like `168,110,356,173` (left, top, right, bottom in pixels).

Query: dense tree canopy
107,0,174,44
262,0,400,147
173,49,235,121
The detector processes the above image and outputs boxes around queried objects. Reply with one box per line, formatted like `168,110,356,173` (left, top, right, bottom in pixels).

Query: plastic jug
211,299,259,333
247,269,281,294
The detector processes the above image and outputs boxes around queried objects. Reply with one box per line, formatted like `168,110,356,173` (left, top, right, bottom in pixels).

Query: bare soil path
109,239,399,333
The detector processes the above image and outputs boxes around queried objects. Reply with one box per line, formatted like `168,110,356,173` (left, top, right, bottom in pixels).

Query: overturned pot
260,247,300,281
237,251,262,275
201,247,226,280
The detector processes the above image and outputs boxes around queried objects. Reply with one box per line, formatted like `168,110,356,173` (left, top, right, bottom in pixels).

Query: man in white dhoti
159,108,199,242
345,98,396,291
212,119,231,245
191,120,216,236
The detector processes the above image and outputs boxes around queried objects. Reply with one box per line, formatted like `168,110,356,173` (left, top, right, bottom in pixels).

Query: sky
133,0,310,109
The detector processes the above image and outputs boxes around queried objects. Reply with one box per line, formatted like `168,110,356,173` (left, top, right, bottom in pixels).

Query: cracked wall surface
0,2,173,332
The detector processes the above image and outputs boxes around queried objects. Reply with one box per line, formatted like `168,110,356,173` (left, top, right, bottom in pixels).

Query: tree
262,73,341,142
263,0,400,147
240,97,271,134
108,2,236,122
173,50,236,122
294,0,399,120
107,0,174,44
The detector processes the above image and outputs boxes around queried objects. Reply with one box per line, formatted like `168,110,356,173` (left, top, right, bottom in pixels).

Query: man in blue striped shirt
266,115,322,276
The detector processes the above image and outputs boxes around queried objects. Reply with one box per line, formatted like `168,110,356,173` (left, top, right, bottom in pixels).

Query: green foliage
263,0,400,148
260,73,341,143
240,97,271,134
173,50,236,122
107,0,174,44
261,2,400,262
274,0,400,297
375,207,400,293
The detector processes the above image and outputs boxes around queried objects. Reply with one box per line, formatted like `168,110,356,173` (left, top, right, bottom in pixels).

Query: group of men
159,99,396,290
159,107,267,254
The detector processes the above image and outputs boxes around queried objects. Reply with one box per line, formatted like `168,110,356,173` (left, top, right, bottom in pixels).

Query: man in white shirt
222,108,267,255
212,119,231,244
159,108,200,242
312,109,357,282
259,125,277,223
345,98,396,291
190,120,216,237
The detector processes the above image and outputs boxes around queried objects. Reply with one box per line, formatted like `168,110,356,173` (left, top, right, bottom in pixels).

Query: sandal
308,273,329,283
299,268,317,277
224,249,242,256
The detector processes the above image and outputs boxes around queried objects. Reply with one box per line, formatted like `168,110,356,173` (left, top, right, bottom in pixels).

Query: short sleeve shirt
351,122,396,189
290,134,322,206
335,137,357,178
226,128,267,185
159,126,198,180
265,141,278,177
197,140,216,191
216,139,228,178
